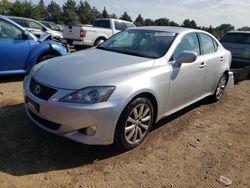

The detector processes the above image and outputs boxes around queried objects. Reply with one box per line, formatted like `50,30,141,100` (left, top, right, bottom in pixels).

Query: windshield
220,33,250,44
97,29,177,59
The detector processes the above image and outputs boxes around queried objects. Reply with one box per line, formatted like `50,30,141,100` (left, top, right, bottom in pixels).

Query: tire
211,74,227,102
38,54,58,63
94,38,105,46
114,97,154,150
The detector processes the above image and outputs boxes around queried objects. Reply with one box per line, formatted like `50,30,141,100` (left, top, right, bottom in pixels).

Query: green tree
182,19,197,29
120,11,132,22
213,24,234,38
46,1,62,24
144,18,154,26
0,0,9,15
8,0,40,20
62,0,79,25
237,26,250,31
102,7,109,18
134,14,144,26
154,18,170,26
110,13,117,19
92,6,101,19
37,0,47,20
78,1,95,24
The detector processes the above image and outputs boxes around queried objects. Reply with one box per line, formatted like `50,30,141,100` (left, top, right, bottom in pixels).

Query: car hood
32,49,155,90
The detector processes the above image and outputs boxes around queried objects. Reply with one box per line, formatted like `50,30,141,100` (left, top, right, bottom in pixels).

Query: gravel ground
0,76,249,188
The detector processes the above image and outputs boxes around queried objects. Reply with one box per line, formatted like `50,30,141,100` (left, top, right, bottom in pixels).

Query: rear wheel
115,98,154,150
94,38,105,46
211,74,227,102
38,54,58,63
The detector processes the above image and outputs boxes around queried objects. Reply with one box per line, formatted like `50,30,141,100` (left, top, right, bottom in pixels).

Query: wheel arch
25,44,64,72
94,36,107,45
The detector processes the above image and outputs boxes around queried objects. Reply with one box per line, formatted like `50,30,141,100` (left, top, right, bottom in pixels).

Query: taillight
80,29,87,38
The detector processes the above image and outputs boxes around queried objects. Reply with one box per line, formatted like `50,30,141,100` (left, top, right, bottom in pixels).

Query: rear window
220,33,250,44
93,20,111,29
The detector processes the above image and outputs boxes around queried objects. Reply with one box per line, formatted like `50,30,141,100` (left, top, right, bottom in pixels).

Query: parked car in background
24,27,233,150
8,16,63,39
40,21,62,32
62,18,135,50
0,16,68,76
220,31,250,80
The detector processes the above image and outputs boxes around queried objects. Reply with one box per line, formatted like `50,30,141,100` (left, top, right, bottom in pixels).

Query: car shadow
0,97,214,176
152,97,213,131
0,104,123,176
0,75,26,84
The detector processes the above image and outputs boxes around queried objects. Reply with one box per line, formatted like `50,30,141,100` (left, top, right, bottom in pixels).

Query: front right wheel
114,98,154,150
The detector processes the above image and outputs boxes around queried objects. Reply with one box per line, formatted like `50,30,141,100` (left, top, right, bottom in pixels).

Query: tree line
0,0,250,38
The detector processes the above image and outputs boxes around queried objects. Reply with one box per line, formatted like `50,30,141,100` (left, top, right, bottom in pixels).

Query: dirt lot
0,76,249,188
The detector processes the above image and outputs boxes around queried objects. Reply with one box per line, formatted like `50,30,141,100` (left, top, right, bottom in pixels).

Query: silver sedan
24,26,234,150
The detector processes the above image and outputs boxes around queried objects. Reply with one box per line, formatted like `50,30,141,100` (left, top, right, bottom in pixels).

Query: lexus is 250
24,27,234,150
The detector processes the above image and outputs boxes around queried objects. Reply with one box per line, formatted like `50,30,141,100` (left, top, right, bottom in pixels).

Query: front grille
28,109,61,131
29,78,57,100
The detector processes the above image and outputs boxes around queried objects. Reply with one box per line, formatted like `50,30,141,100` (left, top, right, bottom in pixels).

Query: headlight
59,86,115,103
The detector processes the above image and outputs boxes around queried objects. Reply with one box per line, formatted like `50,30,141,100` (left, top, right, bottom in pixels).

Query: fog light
86,126,97,136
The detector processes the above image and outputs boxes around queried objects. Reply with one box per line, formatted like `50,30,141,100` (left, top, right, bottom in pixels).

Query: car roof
131,26,196,34
95,18,134,24
7,16,35,21
227,31,250,34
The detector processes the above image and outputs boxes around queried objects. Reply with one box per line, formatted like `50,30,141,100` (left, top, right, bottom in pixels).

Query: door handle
220,57,225,61
199,62,206,68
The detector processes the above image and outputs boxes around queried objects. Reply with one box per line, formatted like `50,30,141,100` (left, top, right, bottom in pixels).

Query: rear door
0,19,34,71
198,33,223,96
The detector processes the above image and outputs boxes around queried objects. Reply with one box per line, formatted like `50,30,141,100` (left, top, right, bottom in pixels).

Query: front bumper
23,76,125,145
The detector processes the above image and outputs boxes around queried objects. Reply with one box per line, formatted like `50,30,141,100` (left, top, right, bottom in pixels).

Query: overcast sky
10,0,250,28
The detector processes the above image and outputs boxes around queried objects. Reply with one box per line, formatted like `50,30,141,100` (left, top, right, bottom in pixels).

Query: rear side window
199,33,216,54
172,33,200,60
220,33,250,44
93,20,111,29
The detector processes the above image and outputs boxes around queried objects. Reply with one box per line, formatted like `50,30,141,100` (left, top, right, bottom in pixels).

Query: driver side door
0,19,34,72
167,33,206,112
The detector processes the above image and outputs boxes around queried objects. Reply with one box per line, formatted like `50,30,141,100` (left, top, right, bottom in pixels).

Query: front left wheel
114,97,154,150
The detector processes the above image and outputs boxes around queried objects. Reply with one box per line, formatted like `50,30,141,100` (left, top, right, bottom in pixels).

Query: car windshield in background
97,29,177,59
220,33,250,44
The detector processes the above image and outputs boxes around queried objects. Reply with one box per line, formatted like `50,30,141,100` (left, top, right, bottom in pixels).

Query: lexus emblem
34,85,41,95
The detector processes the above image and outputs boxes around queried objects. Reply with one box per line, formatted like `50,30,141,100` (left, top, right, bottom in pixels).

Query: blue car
0,16,68,75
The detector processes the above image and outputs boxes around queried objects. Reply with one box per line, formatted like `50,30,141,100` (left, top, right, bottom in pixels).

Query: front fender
26,43,68,73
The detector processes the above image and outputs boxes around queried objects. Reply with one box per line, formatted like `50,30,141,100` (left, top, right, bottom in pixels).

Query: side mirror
22,30,30,39
176,51,198,64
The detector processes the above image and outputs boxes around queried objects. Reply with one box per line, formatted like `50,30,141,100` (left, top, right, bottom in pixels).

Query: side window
114,21,126,31
0,19,23,39
26,20,44,30
172,33,200,60
199,33,216,54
